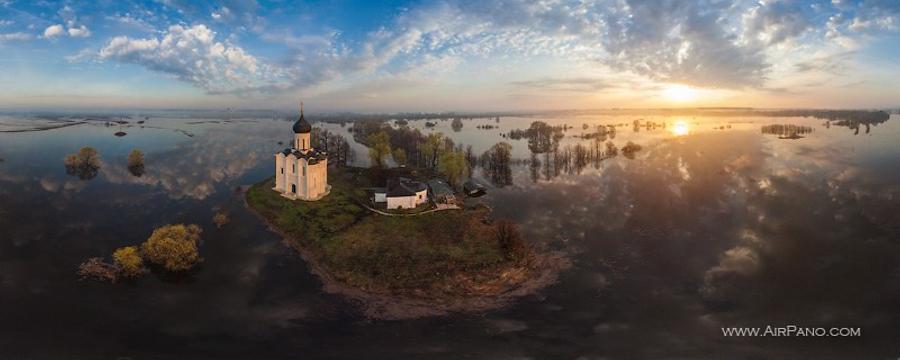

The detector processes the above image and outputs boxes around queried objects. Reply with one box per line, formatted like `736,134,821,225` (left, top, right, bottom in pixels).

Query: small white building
373,177,428,210
273,103,330,201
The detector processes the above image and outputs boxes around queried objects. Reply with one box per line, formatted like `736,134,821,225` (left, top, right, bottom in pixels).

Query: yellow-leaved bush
112,246,146,277
141,224,202,272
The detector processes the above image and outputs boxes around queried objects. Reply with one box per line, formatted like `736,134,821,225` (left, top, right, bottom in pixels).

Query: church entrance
291,184,296,193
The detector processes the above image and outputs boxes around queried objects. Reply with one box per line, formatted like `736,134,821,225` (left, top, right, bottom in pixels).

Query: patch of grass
246,170,367,253
247,167,529,294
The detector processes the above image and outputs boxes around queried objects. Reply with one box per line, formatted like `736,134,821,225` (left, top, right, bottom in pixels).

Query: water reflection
671,120,690,136
98,123,282,200
761,124,813,139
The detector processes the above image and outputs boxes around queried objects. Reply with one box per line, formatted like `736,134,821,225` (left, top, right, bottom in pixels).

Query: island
247,106,565,319
246,166,567,319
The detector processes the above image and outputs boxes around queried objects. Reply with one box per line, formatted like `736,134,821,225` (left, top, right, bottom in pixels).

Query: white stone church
273,104,330,200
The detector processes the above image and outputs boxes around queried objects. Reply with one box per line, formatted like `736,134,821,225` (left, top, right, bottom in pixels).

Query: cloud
99,24,273,94
93,0,900,97
602,1,768,88
509,78,617,93
105,14,156,33
64,47,96,63
67,25,90,38
742,0,813,45
0,32,31,42
793,51,855,74
41,22,90,39
346,0,771,89
42,24,64,38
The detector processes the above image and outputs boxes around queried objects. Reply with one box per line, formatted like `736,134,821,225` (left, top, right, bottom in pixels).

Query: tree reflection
761,124,813,139
480,142,513,187
519,139,633,183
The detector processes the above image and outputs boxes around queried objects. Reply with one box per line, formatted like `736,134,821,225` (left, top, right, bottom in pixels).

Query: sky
0,0,898,112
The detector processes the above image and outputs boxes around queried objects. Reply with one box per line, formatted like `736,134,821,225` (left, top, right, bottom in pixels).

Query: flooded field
1,111,899,359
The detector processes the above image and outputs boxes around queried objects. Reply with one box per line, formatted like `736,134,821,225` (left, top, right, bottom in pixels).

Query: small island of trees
127,149,145,176
79,224,203,282
64,146,101,180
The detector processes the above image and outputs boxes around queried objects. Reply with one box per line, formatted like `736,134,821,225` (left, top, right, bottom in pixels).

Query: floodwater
1,111,899,359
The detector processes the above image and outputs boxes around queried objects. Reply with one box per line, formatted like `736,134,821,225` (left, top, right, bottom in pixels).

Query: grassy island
246,167,564,319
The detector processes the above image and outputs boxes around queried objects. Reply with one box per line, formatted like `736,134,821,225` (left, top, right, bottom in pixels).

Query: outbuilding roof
427,179,454,197
386,177,426,197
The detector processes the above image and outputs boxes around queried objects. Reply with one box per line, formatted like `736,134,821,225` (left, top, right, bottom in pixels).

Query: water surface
1,112,899,359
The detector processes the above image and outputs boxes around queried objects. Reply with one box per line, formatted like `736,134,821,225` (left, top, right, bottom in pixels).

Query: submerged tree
141,224,202,272
621,141,643,159
605,141,618,156
113,246,147,278
451,118,464,132
77,257,119,282
127,149,145,177
523,121,564,154
64,146,101,180
481,142,513,187
212,212,230,228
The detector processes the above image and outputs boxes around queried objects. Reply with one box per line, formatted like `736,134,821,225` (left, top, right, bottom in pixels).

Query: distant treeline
545,108,891,120
760,109,890,124
307,112,523,125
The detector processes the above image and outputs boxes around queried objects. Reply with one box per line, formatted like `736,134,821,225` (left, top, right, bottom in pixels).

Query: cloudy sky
0,0,898,112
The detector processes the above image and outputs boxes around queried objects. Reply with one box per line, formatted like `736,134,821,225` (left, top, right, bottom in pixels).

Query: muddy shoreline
244,195,570,320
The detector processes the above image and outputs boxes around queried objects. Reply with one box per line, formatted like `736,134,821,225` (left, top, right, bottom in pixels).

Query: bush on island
113,246,147,277
141,224,202,272
127,149,145,176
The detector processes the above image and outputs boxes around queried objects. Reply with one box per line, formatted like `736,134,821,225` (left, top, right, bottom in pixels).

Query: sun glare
671,120,691,136
663,85,697,103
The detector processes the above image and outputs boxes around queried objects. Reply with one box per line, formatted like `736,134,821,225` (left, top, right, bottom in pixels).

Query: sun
663,84,697,103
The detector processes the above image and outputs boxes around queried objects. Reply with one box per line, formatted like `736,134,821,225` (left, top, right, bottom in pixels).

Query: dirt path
355,200,461,217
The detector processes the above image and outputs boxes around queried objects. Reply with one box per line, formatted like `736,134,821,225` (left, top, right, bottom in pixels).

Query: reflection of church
273,103,330,200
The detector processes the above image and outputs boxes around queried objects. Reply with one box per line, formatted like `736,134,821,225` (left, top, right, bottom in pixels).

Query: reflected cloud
101,124,281,200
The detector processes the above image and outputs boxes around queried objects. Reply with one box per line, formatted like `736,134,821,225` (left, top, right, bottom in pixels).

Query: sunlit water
1,112,899,358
